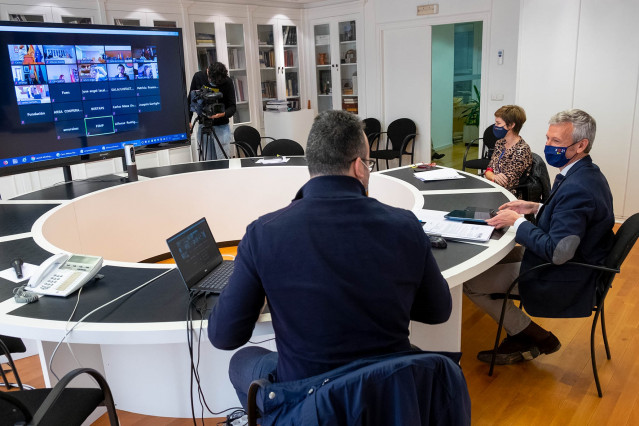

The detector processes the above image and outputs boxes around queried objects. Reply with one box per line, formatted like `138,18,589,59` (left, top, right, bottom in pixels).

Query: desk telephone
27,253,103,297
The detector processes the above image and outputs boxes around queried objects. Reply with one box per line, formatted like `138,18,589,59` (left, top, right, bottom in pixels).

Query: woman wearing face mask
484,105,532,196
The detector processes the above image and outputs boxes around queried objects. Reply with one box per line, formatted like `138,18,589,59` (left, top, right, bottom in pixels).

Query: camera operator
188,62,236,160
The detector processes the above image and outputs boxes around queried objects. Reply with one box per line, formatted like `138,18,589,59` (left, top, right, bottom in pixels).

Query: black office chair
369,118,416,170
514,153,551,203
0,338,119,425
262,139,304,157
233,125,275,157
362,117,382,149
487,213,639,397
231,140,256,158
462,124,498,173
246,351,470,426
0,335,26,390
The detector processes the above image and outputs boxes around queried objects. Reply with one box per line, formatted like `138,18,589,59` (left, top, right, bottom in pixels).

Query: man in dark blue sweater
208,110,452,407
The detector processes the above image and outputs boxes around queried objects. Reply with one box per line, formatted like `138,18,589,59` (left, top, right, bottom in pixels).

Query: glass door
314,23,333,113
338,20,358,115
282,25,300,110
257,24,276,111
226,23,250,124
194,22,217,72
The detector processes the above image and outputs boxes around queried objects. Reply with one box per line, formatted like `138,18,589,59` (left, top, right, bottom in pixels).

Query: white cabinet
106,10,182,28
312,16,363,116
255,18,302,113
0,4,101,24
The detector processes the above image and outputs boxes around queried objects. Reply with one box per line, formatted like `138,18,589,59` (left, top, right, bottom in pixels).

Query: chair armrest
31,368,117,425
261,136,276,142
247,378,272,426
367,132,381,149
496,261,620,301
0,338,23,390
462,137,484,166
400,133,417,154
376,131,389,150
230,141,256,157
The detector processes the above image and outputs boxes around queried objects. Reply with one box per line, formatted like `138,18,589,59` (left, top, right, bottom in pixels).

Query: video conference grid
9,43,160,139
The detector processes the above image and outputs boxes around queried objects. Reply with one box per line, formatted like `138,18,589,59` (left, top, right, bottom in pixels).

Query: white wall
517,0,639,219
364,0,519,163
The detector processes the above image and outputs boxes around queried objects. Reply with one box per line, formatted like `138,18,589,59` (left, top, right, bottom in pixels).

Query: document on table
256,156,290,164
413,168,463,181
413,209,494,243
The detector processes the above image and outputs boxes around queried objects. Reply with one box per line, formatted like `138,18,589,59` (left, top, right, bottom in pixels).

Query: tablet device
444,207,496,224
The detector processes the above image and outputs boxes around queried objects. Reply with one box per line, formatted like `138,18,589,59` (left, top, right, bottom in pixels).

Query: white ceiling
197,0,359,9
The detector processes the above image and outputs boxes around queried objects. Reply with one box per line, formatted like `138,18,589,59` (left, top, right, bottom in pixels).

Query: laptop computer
166,217,234,294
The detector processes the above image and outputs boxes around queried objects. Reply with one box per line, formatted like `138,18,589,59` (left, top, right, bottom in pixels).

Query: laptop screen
166,217,223,288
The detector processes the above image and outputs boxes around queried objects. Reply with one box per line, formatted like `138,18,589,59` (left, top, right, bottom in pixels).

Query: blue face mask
493,125,508,139
544,141,579,168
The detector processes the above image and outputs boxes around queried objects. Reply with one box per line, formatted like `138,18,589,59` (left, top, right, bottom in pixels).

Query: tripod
198,119,229,161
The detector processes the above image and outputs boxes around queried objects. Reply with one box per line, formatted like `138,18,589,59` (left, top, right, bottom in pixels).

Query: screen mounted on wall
0,21,190,177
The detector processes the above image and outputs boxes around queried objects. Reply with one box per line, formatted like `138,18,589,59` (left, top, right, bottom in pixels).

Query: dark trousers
229,347,278,409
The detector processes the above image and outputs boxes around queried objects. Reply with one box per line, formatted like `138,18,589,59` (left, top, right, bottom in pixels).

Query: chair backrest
605,213,639,270
262,139,304,156
234,125,263,155
481,124,498,158
363,118,381,140
387,118,416,151
248,351,470,426
516,153,551,203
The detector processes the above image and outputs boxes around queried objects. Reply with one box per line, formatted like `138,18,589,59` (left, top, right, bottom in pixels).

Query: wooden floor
372,140,477,172
4,227,638,425
433,141,479,171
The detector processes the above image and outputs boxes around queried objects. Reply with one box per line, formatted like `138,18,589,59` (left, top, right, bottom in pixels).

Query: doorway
430,21,482,169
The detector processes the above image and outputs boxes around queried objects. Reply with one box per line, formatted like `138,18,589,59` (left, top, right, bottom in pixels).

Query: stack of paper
414,209,494,243
265,100,289,112
414,168,463,181
256,156,290,164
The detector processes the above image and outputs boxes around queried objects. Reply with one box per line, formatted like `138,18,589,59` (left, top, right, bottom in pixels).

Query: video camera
190,86,224,120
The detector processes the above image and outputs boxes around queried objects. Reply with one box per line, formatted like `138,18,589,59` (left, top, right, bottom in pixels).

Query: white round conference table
0,158,516,418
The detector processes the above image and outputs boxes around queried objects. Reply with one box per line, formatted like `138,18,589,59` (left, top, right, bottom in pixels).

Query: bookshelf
312,17,361,116
256,19,302,117
193,22,217,73
226,22,250,125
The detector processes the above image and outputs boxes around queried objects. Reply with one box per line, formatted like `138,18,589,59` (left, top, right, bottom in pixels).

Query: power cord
186,293,243,425
47,268,174,380
13,286,39,304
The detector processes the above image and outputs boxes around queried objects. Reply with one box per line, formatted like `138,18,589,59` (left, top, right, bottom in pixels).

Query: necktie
551,173,565,192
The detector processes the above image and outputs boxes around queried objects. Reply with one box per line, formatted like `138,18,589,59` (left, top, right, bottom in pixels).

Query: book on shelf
283,26,297,45
196,33,215,44
233,77,246,102
266,99,289,112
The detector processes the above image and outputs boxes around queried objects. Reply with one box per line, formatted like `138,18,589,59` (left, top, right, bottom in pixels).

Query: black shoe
432,152,445,160
536,331,561,355
477,334,540,365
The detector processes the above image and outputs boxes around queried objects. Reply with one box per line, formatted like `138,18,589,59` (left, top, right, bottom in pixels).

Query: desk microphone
11,258,24,279
124,144,138,182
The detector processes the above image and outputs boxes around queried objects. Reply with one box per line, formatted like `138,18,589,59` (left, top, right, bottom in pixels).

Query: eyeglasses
351,157,376,172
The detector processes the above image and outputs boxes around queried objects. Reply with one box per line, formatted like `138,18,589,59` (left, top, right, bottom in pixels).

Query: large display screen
0,21,190,177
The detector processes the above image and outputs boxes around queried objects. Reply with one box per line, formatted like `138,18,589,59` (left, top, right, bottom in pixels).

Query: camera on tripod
190,87,224,125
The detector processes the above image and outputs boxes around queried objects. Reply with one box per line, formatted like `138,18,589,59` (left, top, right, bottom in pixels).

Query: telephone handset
27,253,103,297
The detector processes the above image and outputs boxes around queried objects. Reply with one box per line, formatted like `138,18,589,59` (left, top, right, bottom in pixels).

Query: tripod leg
210,126,229,160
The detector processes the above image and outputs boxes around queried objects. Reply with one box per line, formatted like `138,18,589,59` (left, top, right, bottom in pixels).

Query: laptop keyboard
199,262,234,291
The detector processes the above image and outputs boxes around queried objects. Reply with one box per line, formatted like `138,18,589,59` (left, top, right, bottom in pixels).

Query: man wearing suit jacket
464,109,615,365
